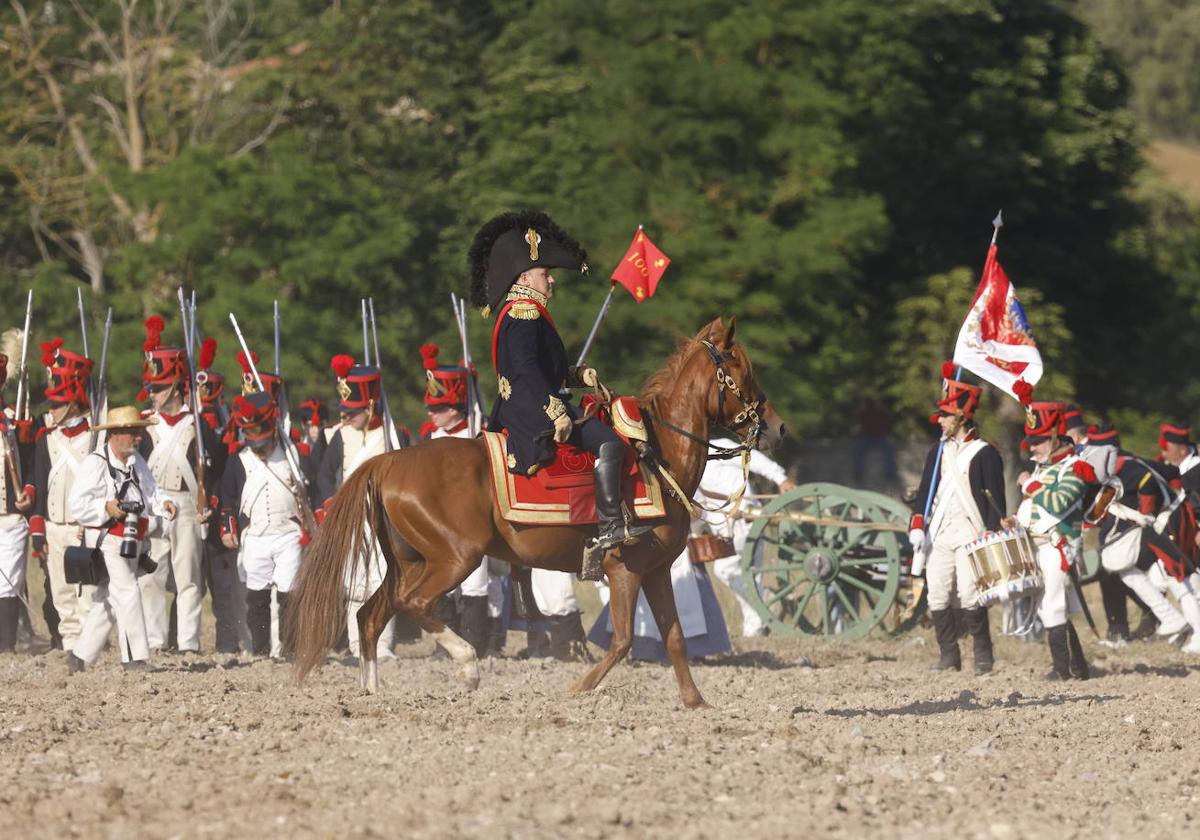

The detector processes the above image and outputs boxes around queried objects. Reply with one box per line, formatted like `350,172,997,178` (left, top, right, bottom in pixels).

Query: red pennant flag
611,227,670,303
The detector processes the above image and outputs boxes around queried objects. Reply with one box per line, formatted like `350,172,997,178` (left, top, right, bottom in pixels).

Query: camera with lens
118,498,144,559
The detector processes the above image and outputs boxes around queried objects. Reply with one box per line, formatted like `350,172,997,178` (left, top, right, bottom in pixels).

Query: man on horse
469,211,651,580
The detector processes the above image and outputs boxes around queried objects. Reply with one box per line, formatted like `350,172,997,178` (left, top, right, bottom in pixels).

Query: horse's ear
719,316,737,350
700,317,723,341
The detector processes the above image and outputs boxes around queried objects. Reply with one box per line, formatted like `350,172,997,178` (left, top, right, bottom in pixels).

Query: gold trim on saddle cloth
610,399,648,442
483,430,666,525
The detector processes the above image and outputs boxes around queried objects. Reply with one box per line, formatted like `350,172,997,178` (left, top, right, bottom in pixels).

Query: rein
641,339,766,517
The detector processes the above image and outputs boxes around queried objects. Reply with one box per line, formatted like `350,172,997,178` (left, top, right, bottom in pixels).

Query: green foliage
0,0,1196,459
1074,0,1200,141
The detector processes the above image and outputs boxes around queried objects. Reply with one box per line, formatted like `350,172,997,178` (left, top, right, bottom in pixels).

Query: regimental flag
611,227,670,303
952,243,1043,399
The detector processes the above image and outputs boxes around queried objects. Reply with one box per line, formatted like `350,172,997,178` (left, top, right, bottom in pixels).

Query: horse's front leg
572,556,639,695
641,564,709,709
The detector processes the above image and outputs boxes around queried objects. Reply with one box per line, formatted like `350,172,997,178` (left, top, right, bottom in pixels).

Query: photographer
65,406,177,673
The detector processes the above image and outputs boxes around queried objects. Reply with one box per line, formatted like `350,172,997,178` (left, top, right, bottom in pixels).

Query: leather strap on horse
639,441,751,519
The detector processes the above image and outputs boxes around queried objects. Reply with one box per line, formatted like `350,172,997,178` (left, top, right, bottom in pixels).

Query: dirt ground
3,592,1200,840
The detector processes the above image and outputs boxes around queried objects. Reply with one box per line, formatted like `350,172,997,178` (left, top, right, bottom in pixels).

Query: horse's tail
286,458,388,682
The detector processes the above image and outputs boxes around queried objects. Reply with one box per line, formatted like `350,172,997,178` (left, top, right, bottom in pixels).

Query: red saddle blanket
483,397,669,526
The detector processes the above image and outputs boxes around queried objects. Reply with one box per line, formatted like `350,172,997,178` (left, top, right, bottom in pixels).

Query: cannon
737,483,926,639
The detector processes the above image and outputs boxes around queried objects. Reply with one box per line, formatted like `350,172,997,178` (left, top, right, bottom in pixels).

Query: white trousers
74,539,151,665
142,493,205,651
0,517,28,598
460,559,491,598
45,521,96,648
239,530,302,592
530,569,579,617
1118,566,1188,636
1036,542,1081,627
926,524,981,611
1145,564,1200,634
711,553,764,636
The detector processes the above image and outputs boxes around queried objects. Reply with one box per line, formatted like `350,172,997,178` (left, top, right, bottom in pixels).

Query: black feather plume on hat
467,211,588,313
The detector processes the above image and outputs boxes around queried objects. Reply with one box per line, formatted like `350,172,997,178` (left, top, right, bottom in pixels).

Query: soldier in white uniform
29,339,97,652
219,391,309,657
0,354,36,652
908,367,1006,674
318,354,400,659
138,316,215,654
65,406,177,673
699,436,794,637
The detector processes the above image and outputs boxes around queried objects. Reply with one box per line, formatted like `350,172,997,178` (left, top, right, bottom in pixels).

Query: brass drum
964,527,1044,607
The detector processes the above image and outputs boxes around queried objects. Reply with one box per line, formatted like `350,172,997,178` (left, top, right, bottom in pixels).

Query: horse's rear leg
356,566,400,694
401,565,482,690
641,564,708,709
572,560,640,695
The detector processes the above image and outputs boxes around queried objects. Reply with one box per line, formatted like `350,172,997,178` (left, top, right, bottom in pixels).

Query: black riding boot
1100,572,1130,643
459,595,490,658
581,442,654,581
0,597,19,653
275,592,292,660
245,588,272,656
1045,624,1072,681
548,613,593,663
963,607,994,674
1065,621,1090,680
929,608,962,671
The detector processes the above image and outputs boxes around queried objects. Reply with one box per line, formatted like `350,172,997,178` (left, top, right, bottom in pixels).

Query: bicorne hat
468,211,588,316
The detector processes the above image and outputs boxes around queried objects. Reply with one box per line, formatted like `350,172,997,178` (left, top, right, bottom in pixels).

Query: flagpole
575,284,617,367
918,210,1004,538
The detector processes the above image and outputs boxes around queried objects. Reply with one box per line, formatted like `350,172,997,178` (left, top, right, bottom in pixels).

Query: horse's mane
639,333,704,404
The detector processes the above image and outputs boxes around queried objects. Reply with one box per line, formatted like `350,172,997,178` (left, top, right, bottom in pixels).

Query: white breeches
926,522,980,611
239,530,302,592
1145,564,1200,634
0,518,28,598
1036,542,1080,627
530,569,579,617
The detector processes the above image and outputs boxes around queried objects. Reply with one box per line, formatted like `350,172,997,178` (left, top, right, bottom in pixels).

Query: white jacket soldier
28,339,97,651
219,391,310,658
909,365,1005,674
66,407,177,673
138,316,217,654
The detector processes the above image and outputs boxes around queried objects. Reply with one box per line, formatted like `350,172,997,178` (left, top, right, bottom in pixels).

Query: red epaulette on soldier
296,440,311,457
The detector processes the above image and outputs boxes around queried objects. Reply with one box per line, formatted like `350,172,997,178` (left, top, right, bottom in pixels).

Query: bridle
641,339,770,515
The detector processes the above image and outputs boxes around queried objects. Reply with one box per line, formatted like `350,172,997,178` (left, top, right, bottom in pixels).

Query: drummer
1015,401,1090,681
908,363,1006,674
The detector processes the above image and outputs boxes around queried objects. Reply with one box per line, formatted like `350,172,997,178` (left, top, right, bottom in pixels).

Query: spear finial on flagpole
991,209,1003,245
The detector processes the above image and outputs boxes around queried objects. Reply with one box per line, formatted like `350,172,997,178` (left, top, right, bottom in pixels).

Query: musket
14,290,32,422
6,291,32,488
360,299,372,366
228,313,316,531
273,299,294,435
179,289,208,515
87,308,112,452
76,287,96,426
367,298,396,452
450,292,483,437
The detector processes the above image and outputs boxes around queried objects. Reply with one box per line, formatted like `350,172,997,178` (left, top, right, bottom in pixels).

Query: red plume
40,337,63,367
199,338,217,370
420,343,440,371
330,354,355,378
144,315,165,333
1013,378,1034,407
236,350,258,374
941,361,956,381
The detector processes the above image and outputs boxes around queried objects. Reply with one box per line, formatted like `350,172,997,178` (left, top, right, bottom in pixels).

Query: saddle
483,396,668,526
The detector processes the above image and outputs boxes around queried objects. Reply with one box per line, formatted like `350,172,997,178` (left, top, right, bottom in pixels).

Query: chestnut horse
286,317,786,709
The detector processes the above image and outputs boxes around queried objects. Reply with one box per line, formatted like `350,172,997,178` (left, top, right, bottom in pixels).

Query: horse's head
698,317,786,449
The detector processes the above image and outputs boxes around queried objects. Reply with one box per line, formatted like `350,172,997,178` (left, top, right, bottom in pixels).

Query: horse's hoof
683,698,712,711
460,662,480,690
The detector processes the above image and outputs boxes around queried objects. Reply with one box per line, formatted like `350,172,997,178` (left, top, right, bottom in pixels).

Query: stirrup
579,540,606,582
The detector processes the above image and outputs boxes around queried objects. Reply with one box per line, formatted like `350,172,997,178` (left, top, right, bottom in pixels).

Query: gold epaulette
507,302,541,320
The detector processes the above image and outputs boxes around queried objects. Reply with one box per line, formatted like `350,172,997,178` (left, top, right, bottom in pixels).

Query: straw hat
94,405,159,431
